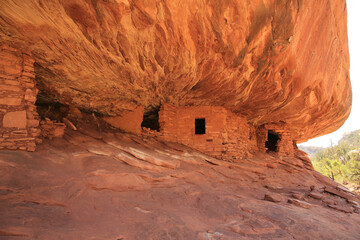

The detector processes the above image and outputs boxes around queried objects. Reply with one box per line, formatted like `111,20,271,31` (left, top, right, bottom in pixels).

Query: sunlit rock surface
0,129,360,239
0,0,351,142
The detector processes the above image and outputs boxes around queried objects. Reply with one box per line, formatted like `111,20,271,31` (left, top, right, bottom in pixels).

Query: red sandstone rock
309,191,323,200
292,192,305,200
288,199,312,209
68,107,82,119
3,111,27,128
0,0,351,143
1,130,358,239
62,117,77,131
53,124,66,138
0,84,21,92
0,97,22,106
265,185,283,191
4,80,19,86
266,163,277,169
39,119,66,139
264,194,282,203
348,199,359,205
30,128,41,138
337,184,354,194
322,198,335,205
26,145,36,152
24,89,36,103
0,2,357,236
27,119,39,128
328,204,353,213
0,48,39,151
0,50,22,75
159,105,259,160
324,186,357,202
102,106,144,135
11,130,27,138
354,206,360,214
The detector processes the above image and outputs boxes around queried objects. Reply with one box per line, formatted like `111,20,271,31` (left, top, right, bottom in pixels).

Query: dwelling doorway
265,130,280,152
141,105,160,131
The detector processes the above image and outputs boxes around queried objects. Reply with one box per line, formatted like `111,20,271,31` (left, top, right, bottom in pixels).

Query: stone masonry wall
0,45,40,151
158,104,257,161
225,111,258,159
257,122,295,156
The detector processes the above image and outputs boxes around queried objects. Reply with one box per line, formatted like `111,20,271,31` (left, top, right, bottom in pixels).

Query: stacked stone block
0,45,40,151
225,113,257,160
159,104,297,160
256,122,295,156
158,104,257,161
40,118,66,139
158,104,177,141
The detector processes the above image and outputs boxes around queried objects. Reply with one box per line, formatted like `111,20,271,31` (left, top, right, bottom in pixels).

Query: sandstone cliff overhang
0,0,351,142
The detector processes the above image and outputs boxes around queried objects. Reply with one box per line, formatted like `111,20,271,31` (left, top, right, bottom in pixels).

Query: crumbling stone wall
256,122,295,156
40,118,66,139
158,104,257,161
0,46,40,151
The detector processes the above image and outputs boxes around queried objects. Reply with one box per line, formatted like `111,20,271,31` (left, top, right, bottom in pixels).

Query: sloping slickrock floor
0,129,360,239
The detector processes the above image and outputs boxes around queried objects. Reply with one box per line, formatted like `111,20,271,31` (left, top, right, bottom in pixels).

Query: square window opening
195,118,206,135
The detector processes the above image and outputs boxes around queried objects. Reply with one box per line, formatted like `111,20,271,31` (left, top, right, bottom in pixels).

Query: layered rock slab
0,0,351,142
0,129,360,239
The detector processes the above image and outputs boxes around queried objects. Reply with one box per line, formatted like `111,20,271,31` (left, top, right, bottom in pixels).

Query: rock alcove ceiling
0,0,351,142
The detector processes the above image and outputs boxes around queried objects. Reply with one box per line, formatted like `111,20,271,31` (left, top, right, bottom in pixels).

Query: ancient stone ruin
0,0,351,150
256,122,295,157
0,57,297,160
0,45,40,151
158,104,257,160
102,103,296,161
1,1,359,239
0,0,352,157
0,45,312,159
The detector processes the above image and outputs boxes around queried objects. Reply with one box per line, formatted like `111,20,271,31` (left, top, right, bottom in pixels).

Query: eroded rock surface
0,0,351,142
1,129,360,239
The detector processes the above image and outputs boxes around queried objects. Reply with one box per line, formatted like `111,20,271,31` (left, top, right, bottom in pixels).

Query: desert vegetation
309,130,360,192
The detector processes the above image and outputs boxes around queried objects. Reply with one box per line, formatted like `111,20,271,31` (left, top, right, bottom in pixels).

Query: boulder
264,194,282,203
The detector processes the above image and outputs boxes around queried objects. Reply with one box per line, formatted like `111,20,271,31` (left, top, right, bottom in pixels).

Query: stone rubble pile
39,118,66,139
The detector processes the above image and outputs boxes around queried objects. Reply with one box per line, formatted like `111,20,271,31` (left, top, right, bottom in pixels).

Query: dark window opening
141,106,160,131
195,118,206,135
265,130,280,152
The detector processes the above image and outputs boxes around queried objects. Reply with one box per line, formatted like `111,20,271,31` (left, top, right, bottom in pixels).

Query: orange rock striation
0,128,359,239
0,0,351,143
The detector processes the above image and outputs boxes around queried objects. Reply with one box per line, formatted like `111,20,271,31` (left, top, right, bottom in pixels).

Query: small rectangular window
195,118,206,135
